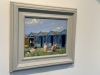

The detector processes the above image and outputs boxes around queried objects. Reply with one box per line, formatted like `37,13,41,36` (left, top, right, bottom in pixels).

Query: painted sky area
25,18,67,34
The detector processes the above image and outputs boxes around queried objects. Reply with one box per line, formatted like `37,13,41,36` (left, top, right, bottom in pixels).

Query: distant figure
50,43,52,47
48,43,52,49
41,43,48,52
51,46,56,52
54,42,56,47
43,43,48,51
29,40,34,47
29,40,32,47
54,42,59,49
30,46,37,53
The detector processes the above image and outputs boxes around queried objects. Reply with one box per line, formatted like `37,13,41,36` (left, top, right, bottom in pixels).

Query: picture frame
10,1,77,72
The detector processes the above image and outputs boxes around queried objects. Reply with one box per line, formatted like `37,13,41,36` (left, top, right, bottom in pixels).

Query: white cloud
57,27,61,30
55,26,64,31
25,18,38,25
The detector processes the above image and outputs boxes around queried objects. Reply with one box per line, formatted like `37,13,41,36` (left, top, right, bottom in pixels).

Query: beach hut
47,31,60,45
36,32,48,47
28,32,37,47
24,34,29,47
26,29,66,48
51,31,60,44
59,29,66,47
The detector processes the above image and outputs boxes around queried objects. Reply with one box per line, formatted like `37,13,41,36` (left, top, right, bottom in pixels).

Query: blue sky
25,18,67,34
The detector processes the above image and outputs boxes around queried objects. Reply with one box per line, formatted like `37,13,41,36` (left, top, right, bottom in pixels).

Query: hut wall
47,32,54,35
47,36,50,44
54,35,59,44
24,38,29,45
60,30,66,34
59,36,62,47
37,37,41,47
43,36,46,44
37,36,43,47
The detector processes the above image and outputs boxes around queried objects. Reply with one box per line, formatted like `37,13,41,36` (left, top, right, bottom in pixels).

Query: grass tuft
24,47,66,57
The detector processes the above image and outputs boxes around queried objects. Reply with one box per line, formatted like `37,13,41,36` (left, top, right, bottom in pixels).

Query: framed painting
10,1,77,72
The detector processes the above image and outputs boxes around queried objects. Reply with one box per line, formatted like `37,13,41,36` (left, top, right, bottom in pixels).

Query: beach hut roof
28,32,37,37
24,34,28,38
51,31,60,35
41,32,48,36
32,32,37,36
47,31,60,35
59,29,67,35
37,32,48,36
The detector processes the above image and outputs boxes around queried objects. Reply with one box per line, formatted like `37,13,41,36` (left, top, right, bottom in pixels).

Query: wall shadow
10,64,74,75
97,0,100,3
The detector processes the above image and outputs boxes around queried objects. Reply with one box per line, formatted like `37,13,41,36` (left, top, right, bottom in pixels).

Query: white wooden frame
10,1,77,72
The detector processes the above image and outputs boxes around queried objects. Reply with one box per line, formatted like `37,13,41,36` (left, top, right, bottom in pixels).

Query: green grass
24,47,66,57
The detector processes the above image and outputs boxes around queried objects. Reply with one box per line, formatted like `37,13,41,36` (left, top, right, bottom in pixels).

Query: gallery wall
0,0,100,75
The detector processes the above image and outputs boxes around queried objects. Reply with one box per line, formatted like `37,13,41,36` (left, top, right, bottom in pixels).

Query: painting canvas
24,17,67,57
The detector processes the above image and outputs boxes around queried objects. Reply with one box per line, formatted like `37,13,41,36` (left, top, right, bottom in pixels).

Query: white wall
0,0,100,75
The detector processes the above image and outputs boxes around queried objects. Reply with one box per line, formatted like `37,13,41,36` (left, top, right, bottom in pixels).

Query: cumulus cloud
25,18,38,24
57,27,61,30
55,26,64,31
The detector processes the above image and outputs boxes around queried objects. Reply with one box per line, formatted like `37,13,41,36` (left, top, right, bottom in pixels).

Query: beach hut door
51,36,53,45
62,35,65,47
